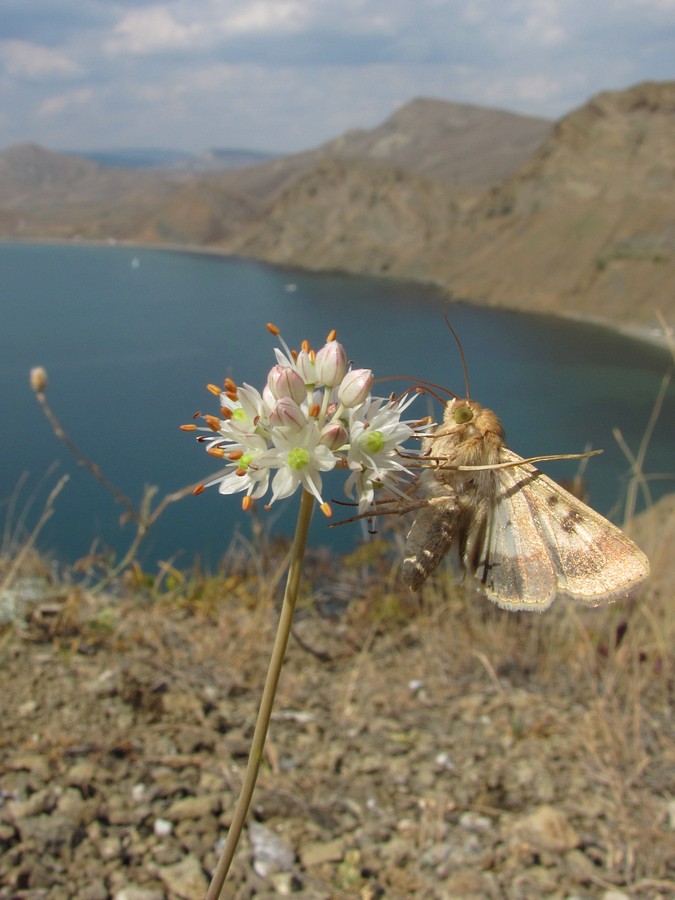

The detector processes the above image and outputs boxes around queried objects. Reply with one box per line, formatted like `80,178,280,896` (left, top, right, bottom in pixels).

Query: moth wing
402,479,464,591
469,449,650,610
466,464,559,611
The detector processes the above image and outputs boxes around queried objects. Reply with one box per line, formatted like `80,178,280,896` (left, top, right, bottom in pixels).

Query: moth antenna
374,375,460,403
443,313,471,400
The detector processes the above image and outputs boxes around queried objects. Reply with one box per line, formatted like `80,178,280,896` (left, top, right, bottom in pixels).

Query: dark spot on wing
561,509,584,533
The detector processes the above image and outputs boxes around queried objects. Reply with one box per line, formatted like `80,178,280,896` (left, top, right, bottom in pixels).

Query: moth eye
453,405,473,424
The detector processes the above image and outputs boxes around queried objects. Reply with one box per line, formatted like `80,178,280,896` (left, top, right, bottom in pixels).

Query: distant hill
0,143,181,238
224,82,675,328
312,97,552,187
1,86,673,328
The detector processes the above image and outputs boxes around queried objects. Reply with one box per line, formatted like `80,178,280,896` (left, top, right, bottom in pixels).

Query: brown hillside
315,97,552,187
440,81,675,324
227,82,675,328
227,158,459,278
0,144,182,239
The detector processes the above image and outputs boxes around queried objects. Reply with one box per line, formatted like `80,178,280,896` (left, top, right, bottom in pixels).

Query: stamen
192,411,201,419
221,407,233,419
208,447,225,458
193,484,206,495
207,383,221,396
180,424,197,431
266,322,280,335
301,339,310,353
224,377,237,392
320,501,332,518
326,329,337,342
235,467,247,476
228,450,244,460
242,495,254,510
225,390,238,401
309,402,321,418
204,415,221,432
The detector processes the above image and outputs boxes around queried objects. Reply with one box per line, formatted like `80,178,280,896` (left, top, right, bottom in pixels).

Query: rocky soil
0,518,673,899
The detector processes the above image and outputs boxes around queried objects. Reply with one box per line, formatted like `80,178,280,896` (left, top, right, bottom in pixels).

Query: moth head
445,398,479,428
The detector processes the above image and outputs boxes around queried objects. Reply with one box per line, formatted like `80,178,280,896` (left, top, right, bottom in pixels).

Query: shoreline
2,235,672,353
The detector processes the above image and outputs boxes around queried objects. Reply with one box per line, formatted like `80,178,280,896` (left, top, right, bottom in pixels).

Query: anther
266,322,280,335
207,383,221,396
204,415,221,432
180,424,197,431
193,484,206,495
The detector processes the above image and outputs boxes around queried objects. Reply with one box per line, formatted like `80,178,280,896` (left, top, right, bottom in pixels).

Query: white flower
261,423,337,506
184,324,424,517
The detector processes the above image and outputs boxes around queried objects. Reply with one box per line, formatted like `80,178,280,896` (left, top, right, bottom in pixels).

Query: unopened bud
315,340,347,387
269,397,307,430
30,367,48,393
319,421,348,451
337,368,373,408
267,365,306,403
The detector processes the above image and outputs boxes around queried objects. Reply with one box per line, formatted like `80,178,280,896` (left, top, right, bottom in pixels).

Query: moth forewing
498,452,651,604
401,398,650,608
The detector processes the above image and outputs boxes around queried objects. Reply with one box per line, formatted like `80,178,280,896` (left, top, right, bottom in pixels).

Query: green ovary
239,452,255,470
359,430,385,454
288,447,311,470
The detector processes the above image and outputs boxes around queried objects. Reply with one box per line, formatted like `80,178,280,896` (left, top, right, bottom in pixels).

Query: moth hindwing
401,398,650,610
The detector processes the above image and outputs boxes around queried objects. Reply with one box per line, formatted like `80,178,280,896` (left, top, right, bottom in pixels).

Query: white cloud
0,39,83,79
105,5,203,55
38,87,93,117
222,1,308,35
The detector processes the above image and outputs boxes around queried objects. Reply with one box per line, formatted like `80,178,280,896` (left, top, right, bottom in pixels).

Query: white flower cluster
183,324,421,516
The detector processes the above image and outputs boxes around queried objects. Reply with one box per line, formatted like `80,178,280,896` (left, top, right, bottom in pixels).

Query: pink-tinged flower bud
315,340,347,387
267,365,306,403
262,383,276,409
337,368,373,408
319,420,348,451
30,366,48,393
269,396,307,430
294,349,317,385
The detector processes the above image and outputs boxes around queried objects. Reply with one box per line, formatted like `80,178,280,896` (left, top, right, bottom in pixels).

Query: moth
401,396,650,610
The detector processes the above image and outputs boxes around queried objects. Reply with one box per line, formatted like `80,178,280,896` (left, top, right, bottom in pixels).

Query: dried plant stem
35,390,139,522
33,387,198,589
206,488,315,899
0,474,69,593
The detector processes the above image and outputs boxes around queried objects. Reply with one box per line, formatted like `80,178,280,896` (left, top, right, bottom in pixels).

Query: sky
1,0,674,155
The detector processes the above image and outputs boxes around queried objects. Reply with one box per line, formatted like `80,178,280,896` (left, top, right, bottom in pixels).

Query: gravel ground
0,509,673,900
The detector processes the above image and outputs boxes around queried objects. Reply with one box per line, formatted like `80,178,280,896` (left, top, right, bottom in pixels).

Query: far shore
2,235,673,353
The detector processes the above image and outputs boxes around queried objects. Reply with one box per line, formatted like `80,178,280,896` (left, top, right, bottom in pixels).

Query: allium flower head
182,323,424,517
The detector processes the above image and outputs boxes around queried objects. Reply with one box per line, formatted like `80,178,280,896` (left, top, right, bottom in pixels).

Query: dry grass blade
0,474,69,592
